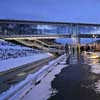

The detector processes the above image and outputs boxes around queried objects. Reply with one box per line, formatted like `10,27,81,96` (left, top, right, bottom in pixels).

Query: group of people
65,43,95,56
80,45,95,52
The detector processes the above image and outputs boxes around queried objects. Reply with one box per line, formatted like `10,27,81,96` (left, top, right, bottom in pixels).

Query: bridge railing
0,34,71,39
1,34,100,39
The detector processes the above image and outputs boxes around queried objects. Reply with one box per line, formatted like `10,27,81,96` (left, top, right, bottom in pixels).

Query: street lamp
92,34,96,52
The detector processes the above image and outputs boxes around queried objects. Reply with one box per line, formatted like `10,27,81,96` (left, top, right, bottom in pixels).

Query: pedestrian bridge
0,19,100,39
1,34,100,40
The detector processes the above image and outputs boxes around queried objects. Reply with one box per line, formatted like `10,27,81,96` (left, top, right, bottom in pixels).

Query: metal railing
0,34,70,39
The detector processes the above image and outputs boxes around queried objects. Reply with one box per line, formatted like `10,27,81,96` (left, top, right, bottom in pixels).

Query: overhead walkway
0,34,70,39
1,34,100,39
1,19,100,39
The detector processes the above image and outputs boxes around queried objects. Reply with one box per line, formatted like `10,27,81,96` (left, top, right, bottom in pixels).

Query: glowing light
17,72,26,76
88,53,99,59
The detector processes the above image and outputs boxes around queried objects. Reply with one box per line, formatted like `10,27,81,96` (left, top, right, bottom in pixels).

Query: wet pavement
47,54,100,100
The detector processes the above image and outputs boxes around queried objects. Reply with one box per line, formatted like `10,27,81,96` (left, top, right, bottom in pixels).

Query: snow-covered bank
22,56,67,100
0,53,53,72
0,54,66,100
0,39,53,72
0,40,43,61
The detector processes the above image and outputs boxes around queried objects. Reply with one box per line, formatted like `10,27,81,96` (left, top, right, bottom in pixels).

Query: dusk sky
0,0,100,23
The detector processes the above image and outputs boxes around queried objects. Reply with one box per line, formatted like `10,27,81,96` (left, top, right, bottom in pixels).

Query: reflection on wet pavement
48,54,100,100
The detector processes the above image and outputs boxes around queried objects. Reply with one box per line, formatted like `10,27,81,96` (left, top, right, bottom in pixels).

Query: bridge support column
70,24,80,56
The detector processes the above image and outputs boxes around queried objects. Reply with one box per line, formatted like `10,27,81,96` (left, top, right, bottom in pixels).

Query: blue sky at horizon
0,0,100,24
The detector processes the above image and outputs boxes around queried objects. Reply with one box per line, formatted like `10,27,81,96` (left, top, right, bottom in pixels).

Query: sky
0,0,100,24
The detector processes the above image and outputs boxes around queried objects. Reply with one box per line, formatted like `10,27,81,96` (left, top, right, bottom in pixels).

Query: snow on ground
0,54,66,100
90,64,100,74
94,80,100,93
0,39,33,50
88,55,100,93
90,63,100,93
22,57,67,100
0,39,43,61
0,40,53,72
83,51,100,74
0,53,52,72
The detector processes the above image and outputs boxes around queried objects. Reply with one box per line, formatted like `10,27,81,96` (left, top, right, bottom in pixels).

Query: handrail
0,34,70,39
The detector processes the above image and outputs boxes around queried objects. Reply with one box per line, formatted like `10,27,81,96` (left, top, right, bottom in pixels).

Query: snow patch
22,58,67,100
94,80,100,93
91,64,100,74
0,53,52,72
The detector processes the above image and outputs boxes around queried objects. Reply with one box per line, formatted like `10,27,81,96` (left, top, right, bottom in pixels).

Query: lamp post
92,34,96,52
94,36,96,51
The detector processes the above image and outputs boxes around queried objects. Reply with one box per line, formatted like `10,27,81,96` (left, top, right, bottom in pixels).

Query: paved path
48,55,100,100
23,55,100,100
